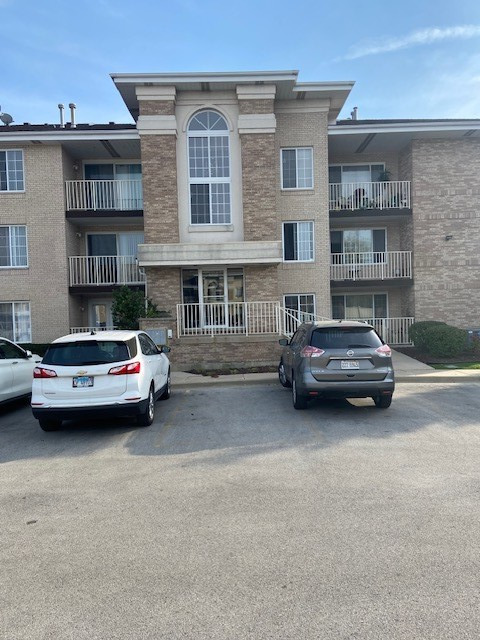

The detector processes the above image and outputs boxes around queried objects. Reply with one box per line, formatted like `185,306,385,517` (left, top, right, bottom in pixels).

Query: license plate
341,360,359,370
73,376,94,388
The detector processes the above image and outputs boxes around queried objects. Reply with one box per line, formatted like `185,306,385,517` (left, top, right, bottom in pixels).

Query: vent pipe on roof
58,103,65,128
351,106,358,120
69,102,76,128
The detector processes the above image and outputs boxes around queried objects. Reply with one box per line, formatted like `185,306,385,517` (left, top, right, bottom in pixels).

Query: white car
31,330,171,431
0,337,41,405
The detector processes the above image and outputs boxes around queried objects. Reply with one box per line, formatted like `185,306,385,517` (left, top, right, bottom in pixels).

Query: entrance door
89,300,113,330
202,270,226,327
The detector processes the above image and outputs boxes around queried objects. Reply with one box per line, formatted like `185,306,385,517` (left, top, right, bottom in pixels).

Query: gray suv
278,321,394,410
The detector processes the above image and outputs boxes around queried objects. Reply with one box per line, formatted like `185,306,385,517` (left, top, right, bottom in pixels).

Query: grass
430,362,480,370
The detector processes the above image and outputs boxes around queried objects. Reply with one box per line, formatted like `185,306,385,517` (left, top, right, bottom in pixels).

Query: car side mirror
161,345,171,354
25,350,32,358
279,338,289,346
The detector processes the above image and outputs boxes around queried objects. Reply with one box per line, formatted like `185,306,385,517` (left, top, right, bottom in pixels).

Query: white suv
31,330,171,431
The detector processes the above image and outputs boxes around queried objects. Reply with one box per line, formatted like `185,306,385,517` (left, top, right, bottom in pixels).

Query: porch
330,250,413,281
329,180,411,212
65,179,143,212
176,302,414,345
69,255,146,287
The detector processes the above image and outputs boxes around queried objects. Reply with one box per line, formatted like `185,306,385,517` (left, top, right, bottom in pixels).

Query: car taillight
300,346,325,358
375,344,392,357
108,361,141,375
33,367,57,379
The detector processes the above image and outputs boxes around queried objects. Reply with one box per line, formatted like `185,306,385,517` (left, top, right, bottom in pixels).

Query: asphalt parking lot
1,382,480,640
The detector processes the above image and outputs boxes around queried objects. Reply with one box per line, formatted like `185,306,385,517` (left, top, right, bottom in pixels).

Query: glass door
87,234,117,285
89,299,113,329
202,270,226,327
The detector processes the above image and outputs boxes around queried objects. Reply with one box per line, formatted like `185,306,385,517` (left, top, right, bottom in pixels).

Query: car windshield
311,327,383,350
42,340,132,366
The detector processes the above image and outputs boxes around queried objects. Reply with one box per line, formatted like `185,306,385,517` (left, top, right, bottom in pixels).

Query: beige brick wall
0,143,71,343
139,101,175,116
239,99,274,115
141,134,179,243
240,133,277,241
411,138,480,328
275,110,331,317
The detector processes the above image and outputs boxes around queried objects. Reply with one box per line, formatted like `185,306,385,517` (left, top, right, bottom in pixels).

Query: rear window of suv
42,338,137,366
311,327,383,350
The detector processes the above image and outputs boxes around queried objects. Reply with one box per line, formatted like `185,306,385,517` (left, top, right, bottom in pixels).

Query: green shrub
112,286,145,330
423,324,467,358
409,321,446,350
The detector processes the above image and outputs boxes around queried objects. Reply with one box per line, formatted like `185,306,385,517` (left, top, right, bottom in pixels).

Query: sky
2,0,480,125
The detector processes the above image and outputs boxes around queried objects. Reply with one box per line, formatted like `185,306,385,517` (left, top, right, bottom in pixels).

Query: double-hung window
0,225,28,267
283,221,314,262
188,110,231,225
0,302,31,342
281,148,313,189
0,150,24,191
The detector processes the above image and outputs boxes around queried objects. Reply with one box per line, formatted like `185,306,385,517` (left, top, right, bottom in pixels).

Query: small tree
111,286,145,330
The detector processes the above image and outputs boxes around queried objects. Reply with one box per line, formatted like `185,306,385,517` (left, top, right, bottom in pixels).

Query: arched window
188,110,231,225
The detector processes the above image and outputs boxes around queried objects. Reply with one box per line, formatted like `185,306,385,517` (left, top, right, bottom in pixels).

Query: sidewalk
172,350,480,389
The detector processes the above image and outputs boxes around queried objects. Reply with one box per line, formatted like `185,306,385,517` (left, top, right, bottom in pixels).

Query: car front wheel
292,377,308,410
373,394,392,409
137,385,155,426
278,361,291,388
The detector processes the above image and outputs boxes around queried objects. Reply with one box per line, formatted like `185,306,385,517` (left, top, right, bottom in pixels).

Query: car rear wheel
39,418,62,432
292,377,308,410
278,361,291,388
137,385,155,426
160,369,171,400
373,394,392,409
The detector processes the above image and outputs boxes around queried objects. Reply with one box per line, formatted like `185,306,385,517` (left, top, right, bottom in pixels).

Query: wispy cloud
341,25,480,60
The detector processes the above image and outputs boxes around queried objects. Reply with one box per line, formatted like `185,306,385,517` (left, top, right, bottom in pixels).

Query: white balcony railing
338,317,415,345
177,302,331,338
65,180,143,211
69,255,146,286
177,301,281,337
70,326,117,334
329,181,411,211
330,251,412,281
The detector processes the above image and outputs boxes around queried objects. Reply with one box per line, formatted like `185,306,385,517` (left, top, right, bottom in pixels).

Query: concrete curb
172,372,480,389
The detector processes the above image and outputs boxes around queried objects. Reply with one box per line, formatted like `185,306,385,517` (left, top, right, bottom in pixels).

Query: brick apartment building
1,70,479,368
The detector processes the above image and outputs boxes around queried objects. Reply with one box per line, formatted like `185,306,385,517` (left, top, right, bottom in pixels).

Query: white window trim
0,149,25,193
187,111,232,226
181,267,245,305
283,293,316,316
0,301,32,343
0,225,28,269
282,221,315,263
280,147,314,191
331,292,389,320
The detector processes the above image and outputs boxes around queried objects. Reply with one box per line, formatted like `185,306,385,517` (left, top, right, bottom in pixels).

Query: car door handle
12,361,19,365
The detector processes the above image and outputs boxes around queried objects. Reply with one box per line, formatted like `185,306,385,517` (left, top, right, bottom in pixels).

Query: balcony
177,302,281,337
330,251,412,282
69,255,146,287
65,180,143,212
329,181,411,213
338,317,414,345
